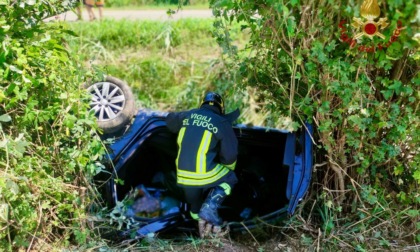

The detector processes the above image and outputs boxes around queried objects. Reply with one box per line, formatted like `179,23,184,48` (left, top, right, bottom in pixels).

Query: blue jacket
165,105,238,187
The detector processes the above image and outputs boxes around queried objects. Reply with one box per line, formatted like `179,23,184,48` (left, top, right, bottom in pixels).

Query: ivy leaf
388,80,402,94
407,210,419,217
413,170,420,182
290,0,299,7
14,133,29,154
26,0,36,5
282,5,290,17
0,114,11,122
6,179,19,196
0,202,8,222
381,90,394,100
9,65,22,74
393,165,404,176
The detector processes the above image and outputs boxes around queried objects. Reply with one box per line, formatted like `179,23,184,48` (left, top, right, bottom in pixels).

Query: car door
286,123,314,215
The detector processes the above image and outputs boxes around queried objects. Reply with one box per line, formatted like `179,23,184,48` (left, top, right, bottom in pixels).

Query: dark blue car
88,76,314,238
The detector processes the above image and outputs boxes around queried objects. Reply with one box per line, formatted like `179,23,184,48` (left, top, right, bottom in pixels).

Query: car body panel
287,123,313,214
97,109,314,237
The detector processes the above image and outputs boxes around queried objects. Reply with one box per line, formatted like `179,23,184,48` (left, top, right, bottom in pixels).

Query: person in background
165,92,240,237
74,0,83,20
84,0,104,20
53,0,83,21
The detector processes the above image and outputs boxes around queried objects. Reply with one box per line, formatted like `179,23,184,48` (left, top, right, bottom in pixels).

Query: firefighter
165,92,238,237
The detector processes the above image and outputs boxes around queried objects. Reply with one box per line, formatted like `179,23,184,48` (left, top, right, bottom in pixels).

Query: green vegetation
1,3,251,250
0,1,106,251
105,0,209,9
210,0,419,250
66,18,249,113
1,0,419,251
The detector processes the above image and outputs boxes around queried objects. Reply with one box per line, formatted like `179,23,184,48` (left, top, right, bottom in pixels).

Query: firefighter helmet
201,92,225,114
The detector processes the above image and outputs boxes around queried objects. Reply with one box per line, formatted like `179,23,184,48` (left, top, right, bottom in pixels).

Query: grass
96,0,211,10
105,4,210,10
65,18,248,112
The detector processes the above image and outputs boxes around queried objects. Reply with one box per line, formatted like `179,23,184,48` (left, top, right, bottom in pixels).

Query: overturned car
88,76,314,238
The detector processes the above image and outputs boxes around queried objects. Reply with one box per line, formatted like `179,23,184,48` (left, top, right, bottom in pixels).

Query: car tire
86,76,136,135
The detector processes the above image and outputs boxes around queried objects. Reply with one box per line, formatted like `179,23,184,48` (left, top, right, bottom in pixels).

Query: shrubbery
210,0,419,248
1,0,418,250
0,2,105,250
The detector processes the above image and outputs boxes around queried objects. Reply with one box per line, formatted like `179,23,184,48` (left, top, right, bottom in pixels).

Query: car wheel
86,76,136,134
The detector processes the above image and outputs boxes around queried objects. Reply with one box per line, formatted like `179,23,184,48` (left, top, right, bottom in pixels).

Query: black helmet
201,92,225,114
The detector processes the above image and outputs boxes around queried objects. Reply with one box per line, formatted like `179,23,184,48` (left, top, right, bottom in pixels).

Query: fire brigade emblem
351,0,388,39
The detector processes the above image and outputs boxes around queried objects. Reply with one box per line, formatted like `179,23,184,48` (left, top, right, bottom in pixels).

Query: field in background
66,18,248,112
104,0,209,9
104,3,210,9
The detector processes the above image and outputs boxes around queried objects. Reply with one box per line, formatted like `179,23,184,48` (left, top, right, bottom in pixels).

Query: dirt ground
53,9,214,22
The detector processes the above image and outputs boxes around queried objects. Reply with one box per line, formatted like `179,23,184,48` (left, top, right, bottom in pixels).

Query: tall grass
105,0,209,9
66,18,249,113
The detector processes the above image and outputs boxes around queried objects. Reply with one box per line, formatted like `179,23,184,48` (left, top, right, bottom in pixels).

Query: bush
0,2,105,251
209,0,419,248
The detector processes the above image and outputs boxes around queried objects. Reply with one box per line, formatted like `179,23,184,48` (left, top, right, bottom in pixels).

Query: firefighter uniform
166,92,239,229
166,104,238,189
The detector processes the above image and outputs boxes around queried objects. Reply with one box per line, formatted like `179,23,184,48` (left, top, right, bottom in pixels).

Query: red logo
338,0,404,53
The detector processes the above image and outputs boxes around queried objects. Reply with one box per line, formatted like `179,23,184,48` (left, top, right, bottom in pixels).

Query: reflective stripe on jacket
165,105,238,187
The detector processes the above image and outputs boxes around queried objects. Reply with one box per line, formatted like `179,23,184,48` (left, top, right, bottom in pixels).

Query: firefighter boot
198,186,227,226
